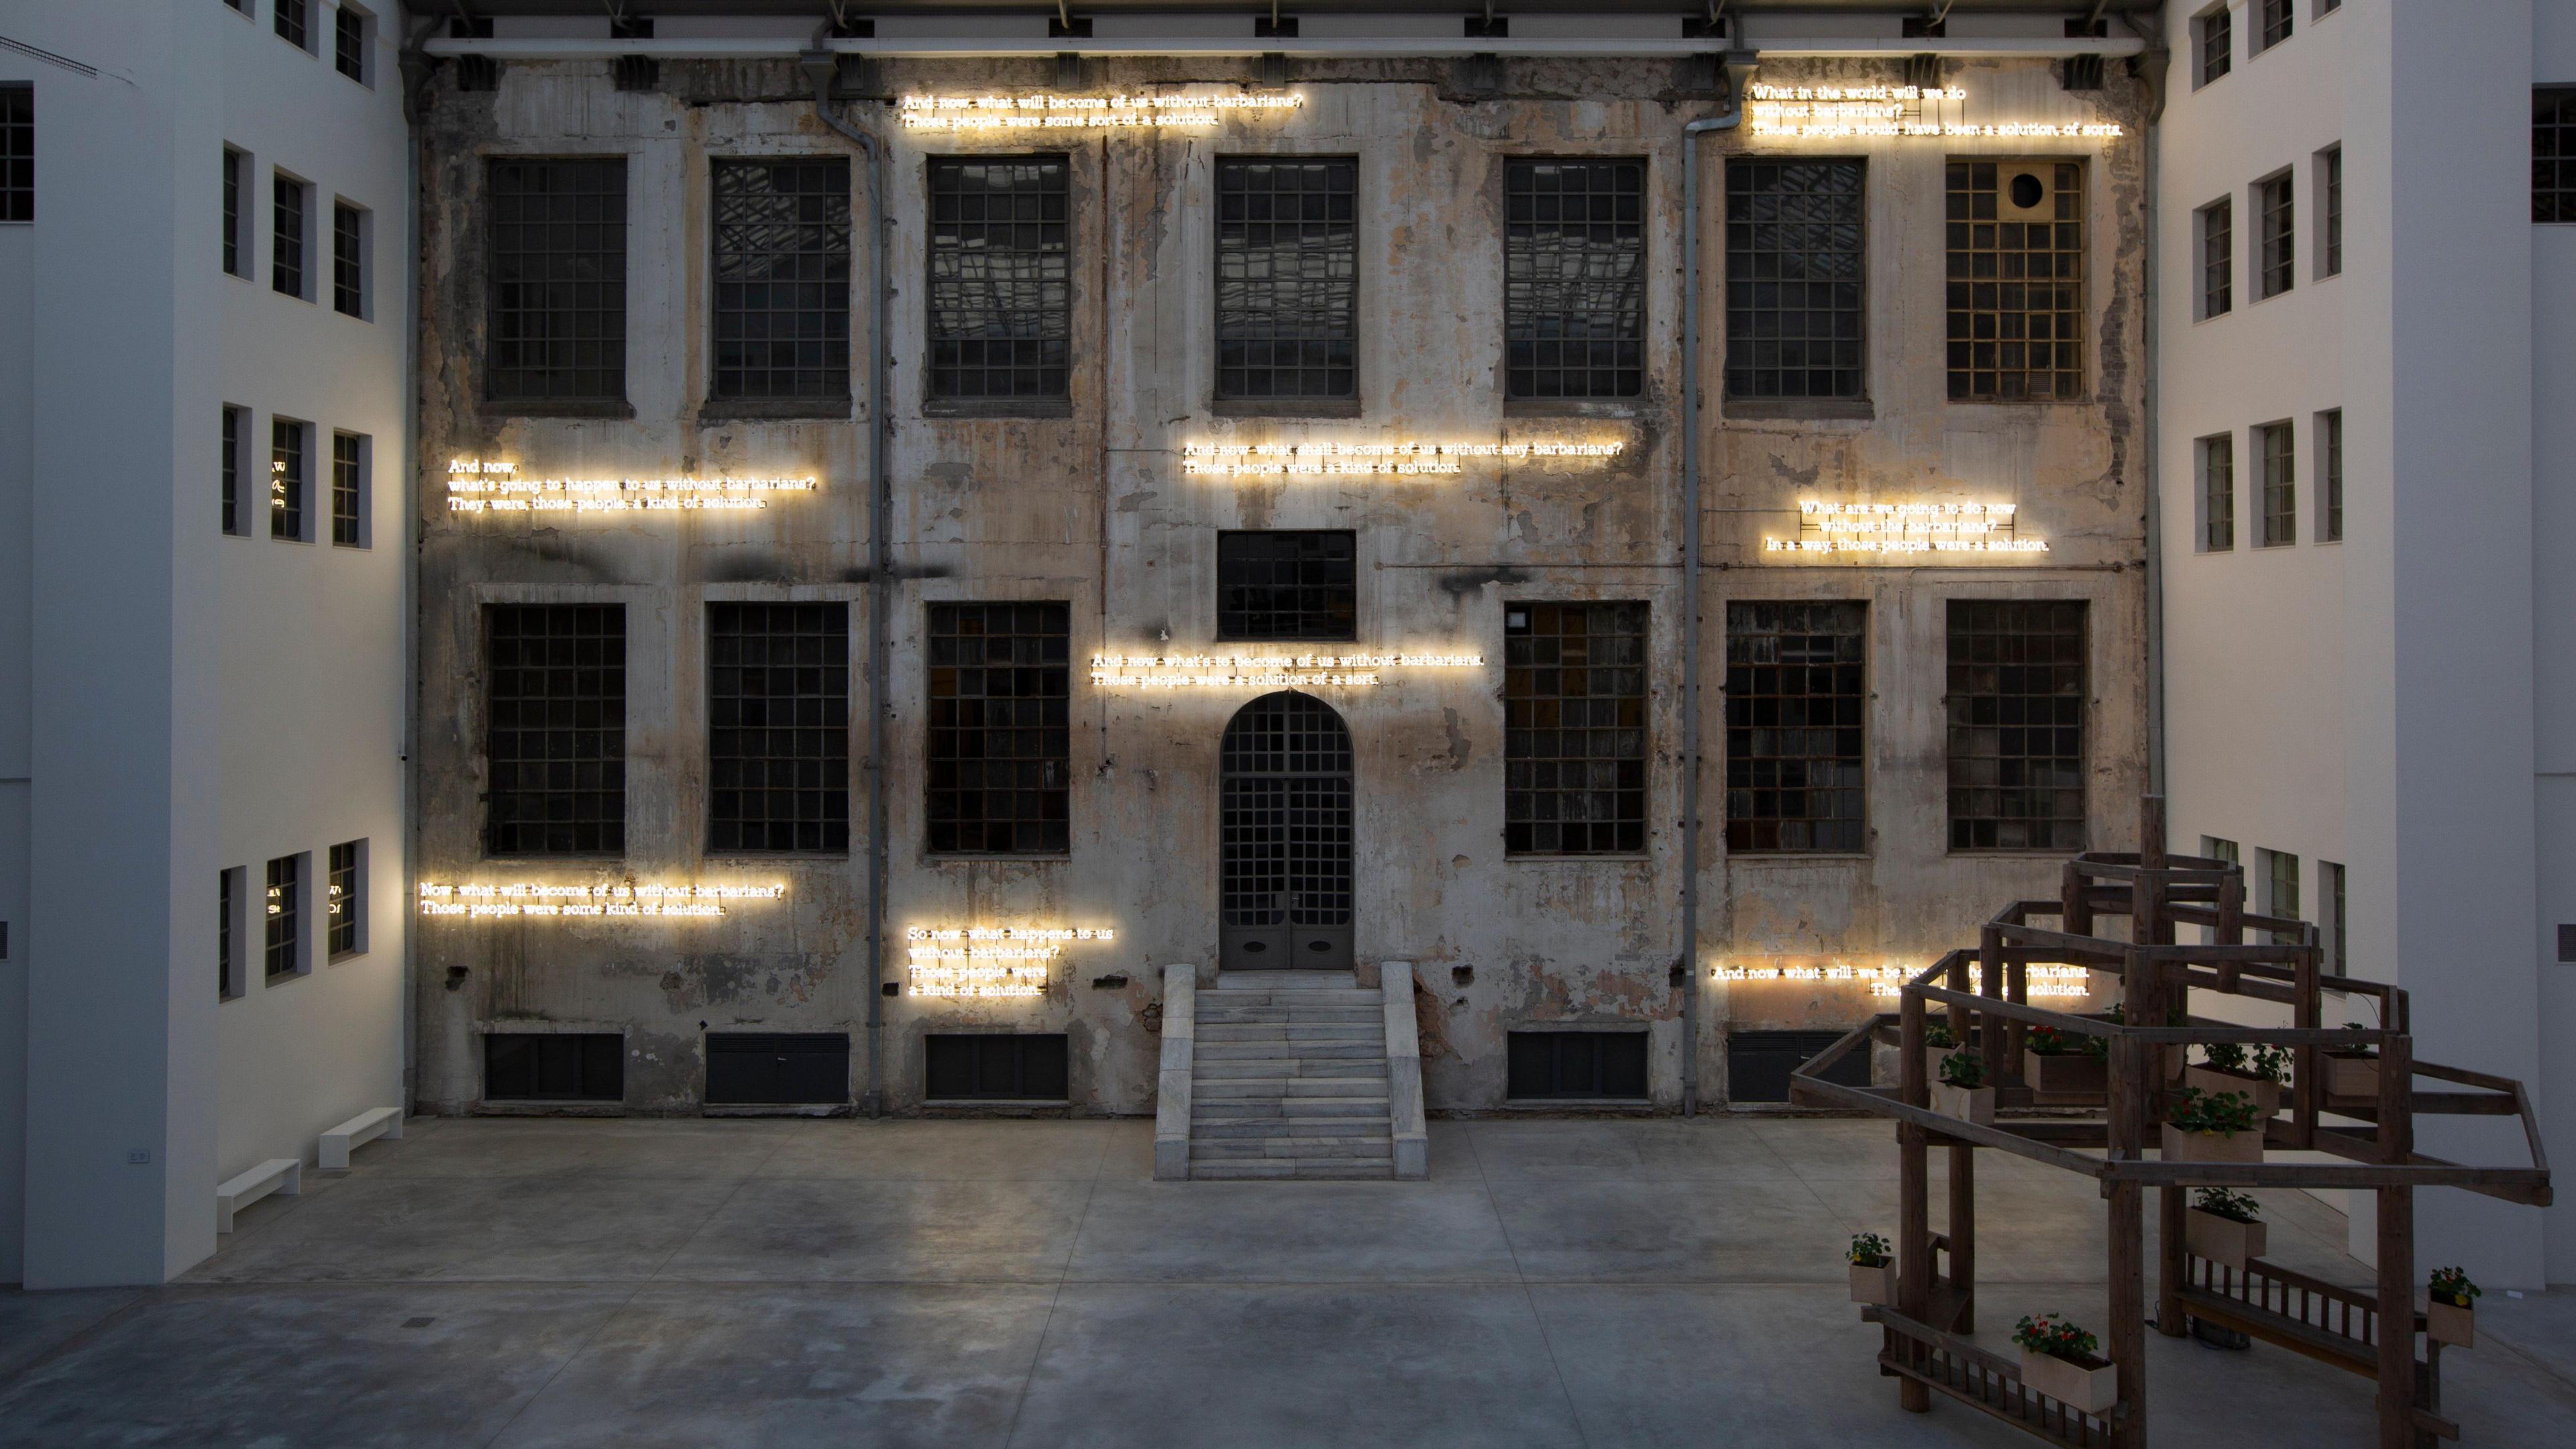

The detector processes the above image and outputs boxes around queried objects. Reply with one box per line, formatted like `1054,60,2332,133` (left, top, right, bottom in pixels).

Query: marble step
1194,1057,1387,1080
1191,1118,1396,1139
1211,971,1360,991
1191,1137,1393,1159
1195,1005,1384,1025
1191,1160,1395,1180
1196,1023,1382,1044
1195,1076,1393,1099
1195,1040,1384,1061
1192,1096,1389,1120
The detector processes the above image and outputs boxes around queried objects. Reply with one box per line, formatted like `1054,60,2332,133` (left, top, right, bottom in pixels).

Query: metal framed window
264,855,302,979
272,172,308,299
2255,0,2293,52
484,604,627,856
708,602,850,853
330,431,366,547
2260,847,2301,944
2196,198,2231,319
1945,161,2084,402
335,4,370,84
2198,433,2234,551
333,201,365,317
1216,532,1356,642
2256,170,2294,300
1504,601,1648,855
219,867,240,1001
1505,158,1646,399
2318,145,2342,276
221,405,244,536
2318,409,2343,542
222,147,242,272
486,158,628,402
926,156,1069,401
2256,421,2296,547
1507,1031,1648,1099
327,840,363,959
2200,836,2239,945
2538,89,2576,223
0,86,22,224
2318,0,2341,13
275,0,311,51
1216,157,1358,401
924,1034,1070,1100
926,602,1070,855
1724,158,1866,400
712,158,852,402
270,417,307,541
1723,601,1866,853
1945,600,2087,853
2195,6,2232,88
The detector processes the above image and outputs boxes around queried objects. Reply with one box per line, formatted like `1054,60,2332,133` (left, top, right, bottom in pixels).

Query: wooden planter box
2183,1207,2268,1269
1849,1261,1896,1305
2429,1299,2475,1348
1931,1081,1995,1126
2161,1121,2264,1164
2019,1346,2118,1414
2030,1053,2107,1096
2324,1051,2381,1099
2184,1065,2282,1118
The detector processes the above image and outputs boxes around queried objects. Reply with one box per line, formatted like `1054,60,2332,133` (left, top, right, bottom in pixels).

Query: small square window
275,0,313,53
1216,532,1356,642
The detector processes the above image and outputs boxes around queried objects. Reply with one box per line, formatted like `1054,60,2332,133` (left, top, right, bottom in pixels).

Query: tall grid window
2255,0,2293,53
0,87,24,223
275,0,311,51
2318,145,2342,276
1945,162,2084,402
487,158,628,402
1945,600,2087,852
270,418,307,541
2196,6,2232,88
2201,836,2239,945
926,603,1069,855
1217,532,1356,641
335,4,369,83
1504,602,1648,855
709,602,851,853
2257,171,2294,300
2318,409,2343,541
2538,89,2576,223
331,431,365,546
221,405,244,535
1504,158,1646,399
1216,158,1358,402
273,173,308,299
2263,848,2301,944
264,855,301,980
2198,433,2234,551
2257,421,2296,547
926,156,1069,401
1723,602,1865,853
222,148,242,272
485,604,627,855
2197,198,2231,319
327,841,362,958
1725,158,1866,401
712,159,851,402
333,201,365,317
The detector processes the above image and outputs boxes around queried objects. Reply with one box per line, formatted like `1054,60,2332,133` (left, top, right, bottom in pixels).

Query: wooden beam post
1980,922,2008,1090
2375,1030,2416,1449
1949,1138,1977,1334
1899,985,1931,1414
2158,1183,2188,1339
2102,944,2153,1446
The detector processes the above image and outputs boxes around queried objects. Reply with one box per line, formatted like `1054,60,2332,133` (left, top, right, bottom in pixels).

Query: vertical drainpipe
805,52,893,1118
1679,52,1753,1117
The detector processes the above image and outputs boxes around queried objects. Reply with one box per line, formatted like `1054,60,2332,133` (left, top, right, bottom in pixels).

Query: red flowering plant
2012,1313,2102,1364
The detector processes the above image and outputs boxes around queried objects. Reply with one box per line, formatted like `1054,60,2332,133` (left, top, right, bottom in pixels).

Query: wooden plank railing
1864,1304,2116,1448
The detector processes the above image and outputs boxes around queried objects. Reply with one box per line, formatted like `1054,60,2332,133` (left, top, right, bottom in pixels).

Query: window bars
1945,600,2088,852
1506,158,1646,399
1725,602,1866,852
926,156,1070,400
484,604,627,855
1725,158,1866,400
709,602,851,853
1945,161,2084,401
926,602,1070,854
1505,602,1649,855
712,159,852,402
1216,532,1358,642
1216,157,1358,400
487,158,628,401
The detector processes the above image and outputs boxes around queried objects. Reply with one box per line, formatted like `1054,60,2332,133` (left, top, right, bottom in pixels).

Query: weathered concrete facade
411,52,2151,1117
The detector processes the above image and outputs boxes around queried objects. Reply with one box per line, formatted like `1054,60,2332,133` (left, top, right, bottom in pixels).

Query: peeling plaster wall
412,54,2149,1118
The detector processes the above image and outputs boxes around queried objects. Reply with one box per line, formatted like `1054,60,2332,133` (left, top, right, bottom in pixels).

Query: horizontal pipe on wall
419,36,2146,61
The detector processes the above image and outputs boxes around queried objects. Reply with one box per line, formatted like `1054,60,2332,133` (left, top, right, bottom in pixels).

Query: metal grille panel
710,602,850,853
2257,172,2294,300
270,419,306,541
331,431,363,546
1217,531,1356,641
1221,693,1354,926
485,604,627,855
927,157,1069,400
273,174,307,298
1507,158,1646,399
1945,161,2084,402
1216,158,1357,400
2257,421,2296,547
1725,601,1866,853
1505,602,1648,855
1945,600,2088,852
487,158,628,401
926,602,1069,854
712,159,852,401
1725,158,1865,400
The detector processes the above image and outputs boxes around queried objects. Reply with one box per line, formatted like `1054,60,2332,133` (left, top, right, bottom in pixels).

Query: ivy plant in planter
2324,1030,2382,1098
2161,1086,2267,1164
2012,1313,2116,1414
2428,1266,2480,1348
1916,1021,1960,1087
2183,1187,2268,1269
1931,1049,1995,1125
2027,1025,2108,1097
2187,1042,2288,1118
1847,1232,1896,1305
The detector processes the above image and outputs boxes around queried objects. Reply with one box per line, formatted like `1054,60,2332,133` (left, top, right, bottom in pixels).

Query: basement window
1505,158,1646,400
926,155,1070,404
1727,1030,1872,1105
485,1033,625,1102
1216,156,1358,402
706,1033,850,1106
925,1034,1069,1101
484,604,628,856
1945,600,2087,852
1507,1030,1648,1100
926,602,1069,855
708,602,851,854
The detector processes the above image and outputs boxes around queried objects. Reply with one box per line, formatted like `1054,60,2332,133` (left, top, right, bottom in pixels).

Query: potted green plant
2012,1313,2116,1413
2186,1042,2286,1118
2324,1030,2381,1098
1847,1232,1896,1305
2428,1266,2479,1347
2161,1086,2266,1164
2027,1024,2108,1096
1931,1049,1994,1125
1919,1020,1959,1087
2183,1187,2267,1269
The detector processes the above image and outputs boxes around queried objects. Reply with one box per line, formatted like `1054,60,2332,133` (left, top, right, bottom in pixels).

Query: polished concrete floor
1,1116,2572,1446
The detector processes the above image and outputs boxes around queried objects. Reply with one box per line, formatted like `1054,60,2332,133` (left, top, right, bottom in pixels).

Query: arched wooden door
1219,692,1354,971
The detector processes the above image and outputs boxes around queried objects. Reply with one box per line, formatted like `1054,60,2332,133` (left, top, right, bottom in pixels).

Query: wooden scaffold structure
1791,797,2552,1448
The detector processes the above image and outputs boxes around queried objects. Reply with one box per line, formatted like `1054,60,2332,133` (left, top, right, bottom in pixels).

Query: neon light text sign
445,459,817,516
905,924,1118,999
1090,653,1485,689
417,881,786,920
1746,84,2124,142
1713,961,2090,999
1181,439,1625,479
898,93,1301,132
1764,500,2048,559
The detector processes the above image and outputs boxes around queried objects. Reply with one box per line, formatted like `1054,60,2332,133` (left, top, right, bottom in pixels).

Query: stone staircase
1186,971,1396,1180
